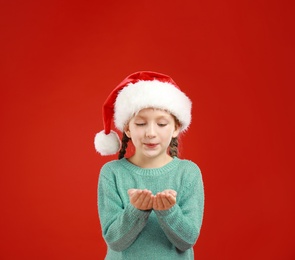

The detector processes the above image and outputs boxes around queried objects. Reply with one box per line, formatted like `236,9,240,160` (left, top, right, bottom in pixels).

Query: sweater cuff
154,204,178,217
127,203,152,219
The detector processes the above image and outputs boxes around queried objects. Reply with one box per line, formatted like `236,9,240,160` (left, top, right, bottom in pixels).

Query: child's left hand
153,189,177,211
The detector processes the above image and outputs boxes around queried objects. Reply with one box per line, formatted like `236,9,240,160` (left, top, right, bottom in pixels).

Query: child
94,71,204,260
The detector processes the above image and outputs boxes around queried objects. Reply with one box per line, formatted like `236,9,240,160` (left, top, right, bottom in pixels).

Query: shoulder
98,159,128,187
100,159,126,177
177,158,201,174
101,159,122,170
176,158,203,182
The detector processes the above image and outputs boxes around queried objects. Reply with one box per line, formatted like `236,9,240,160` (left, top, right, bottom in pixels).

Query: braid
169,137,178,157
118,132,130,159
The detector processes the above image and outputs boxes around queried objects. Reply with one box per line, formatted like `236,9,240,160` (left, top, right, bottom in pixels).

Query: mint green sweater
98,157,204,260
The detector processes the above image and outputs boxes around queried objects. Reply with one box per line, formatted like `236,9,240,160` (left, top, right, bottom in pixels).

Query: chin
143,150,167,159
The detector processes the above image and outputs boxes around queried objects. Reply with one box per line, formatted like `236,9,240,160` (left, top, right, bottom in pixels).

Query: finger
156,193,165,209
164,189,177,197
128,189,137,196
169,190,177,197
153,195,158,209
166,194,176,205
147,195,154,209
161,194,172,209
130,190,142,204
140,190,153,209
134,190,151,208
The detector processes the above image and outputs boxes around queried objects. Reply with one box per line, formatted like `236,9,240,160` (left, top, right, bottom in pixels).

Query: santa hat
94,71,192,155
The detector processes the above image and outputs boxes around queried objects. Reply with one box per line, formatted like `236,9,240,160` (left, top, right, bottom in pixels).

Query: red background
1,0,294,259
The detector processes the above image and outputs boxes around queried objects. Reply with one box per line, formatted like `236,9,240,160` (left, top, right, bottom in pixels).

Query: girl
94,71,204,260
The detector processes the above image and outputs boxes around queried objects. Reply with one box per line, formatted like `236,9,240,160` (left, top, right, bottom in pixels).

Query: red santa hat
94,71,192,155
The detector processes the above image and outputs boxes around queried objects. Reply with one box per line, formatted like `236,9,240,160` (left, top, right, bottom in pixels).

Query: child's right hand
128,189,154,211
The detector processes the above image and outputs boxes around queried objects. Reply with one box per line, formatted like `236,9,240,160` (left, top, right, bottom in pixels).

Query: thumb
128,189,137,196
166,189,177,197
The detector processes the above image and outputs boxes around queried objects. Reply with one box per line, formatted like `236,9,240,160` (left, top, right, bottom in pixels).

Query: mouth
144,143,158,148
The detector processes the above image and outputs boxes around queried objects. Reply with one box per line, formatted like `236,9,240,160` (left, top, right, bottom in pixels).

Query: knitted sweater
98,157,204,260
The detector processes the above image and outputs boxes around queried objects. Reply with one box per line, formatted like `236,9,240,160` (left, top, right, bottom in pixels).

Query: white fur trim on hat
94,130,121,155
114,80,192,132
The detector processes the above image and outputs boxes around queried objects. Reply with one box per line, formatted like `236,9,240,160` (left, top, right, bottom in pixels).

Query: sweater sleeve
98,165,151,252
154,165,204,251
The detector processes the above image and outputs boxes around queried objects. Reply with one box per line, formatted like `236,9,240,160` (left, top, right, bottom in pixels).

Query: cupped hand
153,189,177,211
128,189,154,210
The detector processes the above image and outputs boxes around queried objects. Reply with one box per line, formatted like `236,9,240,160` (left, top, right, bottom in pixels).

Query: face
125,108,180,161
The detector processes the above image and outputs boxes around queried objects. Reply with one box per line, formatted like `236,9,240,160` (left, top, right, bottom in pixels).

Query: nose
145,123,156,138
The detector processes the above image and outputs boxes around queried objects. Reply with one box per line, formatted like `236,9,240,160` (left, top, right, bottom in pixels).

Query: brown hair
118,132,131,159
169,137,179,157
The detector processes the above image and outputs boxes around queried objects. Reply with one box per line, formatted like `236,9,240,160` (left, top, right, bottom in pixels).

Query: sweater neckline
120,157,180,176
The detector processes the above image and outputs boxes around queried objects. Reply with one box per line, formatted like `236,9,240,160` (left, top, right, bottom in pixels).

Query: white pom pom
94,130,121,155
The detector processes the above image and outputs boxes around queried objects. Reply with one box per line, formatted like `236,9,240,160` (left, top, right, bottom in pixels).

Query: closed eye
158,123,167,127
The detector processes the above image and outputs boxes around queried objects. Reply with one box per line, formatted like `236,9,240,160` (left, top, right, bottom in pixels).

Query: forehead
134,108,173,119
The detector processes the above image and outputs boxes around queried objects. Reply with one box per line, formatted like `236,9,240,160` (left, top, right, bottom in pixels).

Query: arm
98,169,151,252
154,169,204,251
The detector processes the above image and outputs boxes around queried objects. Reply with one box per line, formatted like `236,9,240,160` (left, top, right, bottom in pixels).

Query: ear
124,125,131,138
172,123,181,138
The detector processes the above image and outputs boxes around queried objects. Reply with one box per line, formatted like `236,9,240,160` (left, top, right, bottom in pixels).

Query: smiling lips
144,143,158,148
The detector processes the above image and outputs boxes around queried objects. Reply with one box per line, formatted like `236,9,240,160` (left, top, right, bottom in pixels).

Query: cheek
159,128,175,140
129,128,144,140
